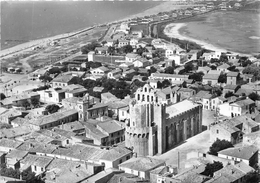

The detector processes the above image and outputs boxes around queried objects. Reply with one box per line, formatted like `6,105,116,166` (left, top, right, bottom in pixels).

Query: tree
184,63,193,72
48,67,61,75
157,79,171,89
242,60,252,67
39,75,52,82
136,46,148,56
120,45,133,54
142,76,148,81
210,65,217,70
243,65,260,79
107,46,116,55
84,61,102,70
21,169,44,183
227,66,239,72
22,100,31,109
0,163,20,179
218,74,227,83
149,67,157,74
101,40,107,46
110,89,131,99
165,66,175,74
81,41,101,54
178,69,186,75
152,49,164,58
60,66,68,73
69,77,83,85
0,163,44,183
32,85,51,92
189,72,204,82
211,87,222,97
208,139,233,156
30,98,40,108
210,58,219,63
243,171,260,183
0,93,6,100
219,55,228,62
130,80,146,96
224,91,235,98
201,161,223,177
45,104,60,114
248,92,260,101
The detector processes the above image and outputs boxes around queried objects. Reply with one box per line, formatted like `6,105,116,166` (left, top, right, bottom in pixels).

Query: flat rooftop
166,100,200,118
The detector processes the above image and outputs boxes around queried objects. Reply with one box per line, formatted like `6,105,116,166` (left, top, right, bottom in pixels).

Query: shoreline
163,22,253,57
0,2,163,59
0,1,188,59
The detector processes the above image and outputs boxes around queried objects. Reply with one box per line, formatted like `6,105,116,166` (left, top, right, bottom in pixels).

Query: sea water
1,1,161,50
179,10,260,54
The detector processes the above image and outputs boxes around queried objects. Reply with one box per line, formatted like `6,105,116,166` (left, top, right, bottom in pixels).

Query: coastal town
0,0,260,182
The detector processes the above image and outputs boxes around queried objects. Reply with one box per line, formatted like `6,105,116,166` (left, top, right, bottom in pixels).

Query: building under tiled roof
6,149,28,159
218,145,258,160
119,157,165,172
227,72,239,77
0,138,23,150
97,120,124,134
28,109,78,127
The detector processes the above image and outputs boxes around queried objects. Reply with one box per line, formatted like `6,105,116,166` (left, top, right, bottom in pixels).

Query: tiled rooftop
119,157,165,171
6,149,28,159
29,109,78,126
218,145,258,160
97,120,124,134
0,138,23,149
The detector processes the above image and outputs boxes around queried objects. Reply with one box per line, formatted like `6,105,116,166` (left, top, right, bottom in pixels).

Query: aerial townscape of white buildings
0,0,260,182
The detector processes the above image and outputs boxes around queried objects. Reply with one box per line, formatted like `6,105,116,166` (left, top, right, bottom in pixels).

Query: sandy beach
164,23,253,57
164,23,228,53
0,26,95,59
124,2,191,20
0,0,188,60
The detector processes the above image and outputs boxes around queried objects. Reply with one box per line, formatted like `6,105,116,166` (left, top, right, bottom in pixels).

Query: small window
119,159,122,164
216,130,219,134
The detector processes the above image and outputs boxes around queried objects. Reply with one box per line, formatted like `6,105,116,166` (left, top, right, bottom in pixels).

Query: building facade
125,84,202,157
